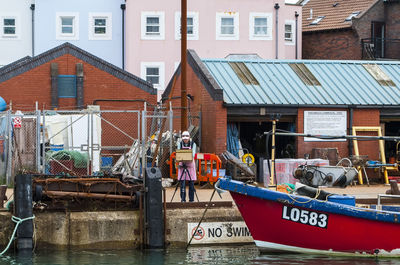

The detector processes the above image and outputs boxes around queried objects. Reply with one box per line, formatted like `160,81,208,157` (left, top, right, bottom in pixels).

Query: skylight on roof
363,64,396,87
289,63,321,86
345,11,361,21
301,0,310,6
310,16,325,25
228,62,259,86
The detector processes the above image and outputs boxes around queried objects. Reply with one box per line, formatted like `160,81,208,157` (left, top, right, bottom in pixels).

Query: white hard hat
182,131,190,138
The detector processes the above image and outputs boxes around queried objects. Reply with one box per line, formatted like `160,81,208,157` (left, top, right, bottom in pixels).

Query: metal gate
41,108,141,178
0,110,40,185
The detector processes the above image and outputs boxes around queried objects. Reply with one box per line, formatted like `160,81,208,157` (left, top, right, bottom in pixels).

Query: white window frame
175,12,199,41
284,20,295,45
56,12,79,40
141,12,165,40
88,13,112,40
0,15,19,39
140,62,165,90
249,12,272,40
216,12,239,40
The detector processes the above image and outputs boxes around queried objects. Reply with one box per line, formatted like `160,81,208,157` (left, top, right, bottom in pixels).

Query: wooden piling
0,185,6,208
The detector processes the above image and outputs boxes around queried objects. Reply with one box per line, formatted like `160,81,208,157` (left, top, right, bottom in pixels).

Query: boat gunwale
218,178,400,224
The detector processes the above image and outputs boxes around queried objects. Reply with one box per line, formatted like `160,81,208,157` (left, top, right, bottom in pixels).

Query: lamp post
274,3,280,60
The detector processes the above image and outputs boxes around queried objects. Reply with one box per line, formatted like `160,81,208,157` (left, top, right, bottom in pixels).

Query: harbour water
1,245,400,265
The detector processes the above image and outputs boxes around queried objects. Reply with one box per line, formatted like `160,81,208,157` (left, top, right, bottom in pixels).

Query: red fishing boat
216,177,400,257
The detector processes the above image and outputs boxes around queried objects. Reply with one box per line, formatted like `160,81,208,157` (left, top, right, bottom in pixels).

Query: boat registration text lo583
282,205,328,228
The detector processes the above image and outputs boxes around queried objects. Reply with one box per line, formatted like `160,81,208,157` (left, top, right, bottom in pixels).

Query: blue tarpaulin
227,123,240,158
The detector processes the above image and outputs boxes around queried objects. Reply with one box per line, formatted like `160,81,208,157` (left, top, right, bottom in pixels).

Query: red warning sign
13,117,22,128
191,226,205,240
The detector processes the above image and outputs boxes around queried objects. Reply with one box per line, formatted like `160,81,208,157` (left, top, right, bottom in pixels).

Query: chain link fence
171,111,202,148
0,110,40,185
96,109,141,178
0,105,201,185
0,111,40,185
141,105,173,182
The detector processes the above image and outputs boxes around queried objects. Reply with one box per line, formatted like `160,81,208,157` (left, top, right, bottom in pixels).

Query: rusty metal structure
32,175,142,210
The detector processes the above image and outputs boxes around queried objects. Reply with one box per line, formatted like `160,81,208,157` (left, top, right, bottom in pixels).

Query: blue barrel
0,97,6,111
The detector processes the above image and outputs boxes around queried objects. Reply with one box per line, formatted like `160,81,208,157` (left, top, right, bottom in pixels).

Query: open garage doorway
238,122,296,160
383,121,400,169
227,121,296,180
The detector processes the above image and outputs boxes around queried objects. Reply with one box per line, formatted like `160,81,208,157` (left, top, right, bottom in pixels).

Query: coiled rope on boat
0,215,35,256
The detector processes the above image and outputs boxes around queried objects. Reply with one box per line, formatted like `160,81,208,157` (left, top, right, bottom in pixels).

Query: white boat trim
254,240,400,257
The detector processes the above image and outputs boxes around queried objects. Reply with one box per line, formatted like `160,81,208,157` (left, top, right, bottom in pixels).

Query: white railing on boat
376,194,400,210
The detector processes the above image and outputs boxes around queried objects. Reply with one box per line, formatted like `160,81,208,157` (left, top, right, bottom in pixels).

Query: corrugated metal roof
201,59,400,106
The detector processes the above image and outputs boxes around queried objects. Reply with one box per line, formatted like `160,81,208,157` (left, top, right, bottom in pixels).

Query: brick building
0,42,157,111
302,0,400,60
164,50,400,181
0,43,157,177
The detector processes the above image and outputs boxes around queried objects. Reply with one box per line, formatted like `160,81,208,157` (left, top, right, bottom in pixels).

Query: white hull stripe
254,240,400,257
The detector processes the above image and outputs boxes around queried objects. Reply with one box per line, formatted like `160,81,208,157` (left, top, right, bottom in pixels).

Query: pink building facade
126,0,302,100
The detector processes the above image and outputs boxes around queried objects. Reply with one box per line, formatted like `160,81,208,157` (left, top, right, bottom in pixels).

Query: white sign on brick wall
304,111,347,142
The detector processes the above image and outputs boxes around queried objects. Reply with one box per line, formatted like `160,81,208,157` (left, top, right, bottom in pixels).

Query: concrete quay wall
0,205,242,249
